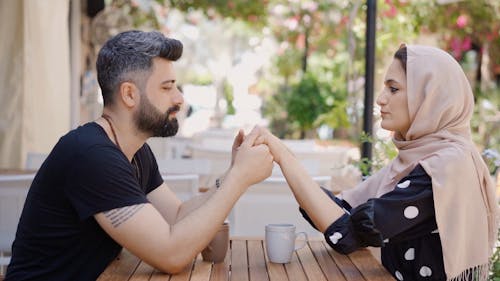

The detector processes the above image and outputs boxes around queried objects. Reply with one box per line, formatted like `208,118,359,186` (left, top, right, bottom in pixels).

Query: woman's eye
389,86,398,93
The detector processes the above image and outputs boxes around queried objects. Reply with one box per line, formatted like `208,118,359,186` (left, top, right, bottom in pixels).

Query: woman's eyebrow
384,79,399,85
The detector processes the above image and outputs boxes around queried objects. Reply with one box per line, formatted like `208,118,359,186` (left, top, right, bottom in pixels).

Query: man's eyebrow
161,79,176,85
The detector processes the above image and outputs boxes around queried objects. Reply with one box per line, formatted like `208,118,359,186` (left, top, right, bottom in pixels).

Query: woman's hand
253,127,290,165
229,126,274,189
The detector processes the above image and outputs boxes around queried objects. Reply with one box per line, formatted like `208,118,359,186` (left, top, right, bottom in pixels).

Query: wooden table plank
96,250,141,281
230,240,249,281
322,242,365,281
166,259,196,281
308,241,347,281
348,250,395,281
97,239,393,281
210,245,230,281
263,240,288,281
150,269,172,281
309,238,346,281
296,243,327,281
283,252,307,281
189,255,212,281
247,240,269,281
129,261,155,281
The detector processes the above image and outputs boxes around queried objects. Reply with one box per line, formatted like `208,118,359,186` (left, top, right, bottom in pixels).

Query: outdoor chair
0,174,34,274
162,174,199,202
25,152,48,171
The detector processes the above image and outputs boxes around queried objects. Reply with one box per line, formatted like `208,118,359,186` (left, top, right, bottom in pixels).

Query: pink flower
456,15,468,28
247,15,258,22
450,38,463,59
383,5,397,18
461,37,471,51
296,33,306,49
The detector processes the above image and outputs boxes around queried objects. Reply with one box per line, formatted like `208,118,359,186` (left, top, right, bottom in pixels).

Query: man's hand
229,126,274,188
230,129,245,168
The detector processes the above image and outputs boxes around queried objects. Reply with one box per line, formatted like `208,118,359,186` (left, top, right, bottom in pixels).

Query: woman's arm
255,127,345,232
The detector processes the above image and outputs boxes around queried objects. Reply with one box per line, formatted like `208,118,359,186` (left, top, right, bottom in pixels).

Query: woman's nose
376,90,387,106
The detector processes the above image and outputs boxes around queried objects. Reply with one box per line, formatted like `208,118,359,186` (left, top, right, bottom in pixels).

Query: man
5,30,274,280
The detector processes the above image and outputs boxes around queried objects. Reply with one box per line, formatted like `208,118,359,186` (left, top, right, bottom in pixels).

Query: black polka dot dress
300,164,447,281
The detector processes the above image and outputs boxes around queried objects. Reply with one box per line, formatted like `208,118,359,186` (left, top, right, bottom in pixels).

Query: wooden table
97,238,394,281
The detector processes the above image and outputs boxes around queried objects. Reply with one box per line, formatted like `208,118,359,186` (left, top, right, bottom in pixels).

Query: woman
255,45,498,281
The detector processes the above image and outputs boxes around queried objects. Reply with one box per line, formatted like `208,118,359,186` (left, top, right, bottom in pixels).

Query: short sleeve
66,145,149,220
134,143,163,194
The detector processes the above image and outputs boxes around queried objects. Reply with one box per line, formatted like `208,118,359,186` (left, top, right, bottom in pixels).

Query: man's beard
134,94,180,138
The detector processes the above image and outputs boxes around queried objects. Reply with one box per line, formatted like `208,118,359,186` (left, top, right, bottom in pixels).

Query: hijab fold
341,45,498,281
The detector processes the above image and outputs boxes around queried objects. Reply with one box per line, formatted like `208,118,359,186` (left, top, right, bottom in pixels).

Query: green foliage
168,0,270,25
110,0,162,29
286,73,327,137
262,84,296,138
491,230,500,280
184,71,213,85
471,86,500,154
354,132,397,176
314,99,350,130
223,80,235,115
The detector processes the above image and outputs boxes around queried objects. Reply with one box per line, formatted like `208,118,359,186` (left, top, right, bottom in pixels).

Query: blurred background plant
103,0,499,149
482,149,500,176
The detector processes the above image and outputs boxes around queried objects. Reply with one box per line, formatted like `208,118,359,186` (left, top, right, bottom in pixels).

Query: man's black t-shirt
5,122,164,281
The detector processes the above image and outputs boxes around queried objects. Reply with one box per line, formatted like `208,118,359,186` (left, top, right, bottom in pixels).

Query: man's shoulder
52,122,118,162
59,122,108,149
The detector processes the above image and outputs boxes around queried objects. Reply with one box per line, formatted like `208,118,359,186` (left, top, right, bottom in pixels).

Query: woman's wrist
276,144,294,166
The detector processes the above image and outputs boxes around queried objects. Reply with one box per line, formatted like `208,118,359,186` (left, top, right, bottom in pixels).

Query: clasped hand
228,126,289,188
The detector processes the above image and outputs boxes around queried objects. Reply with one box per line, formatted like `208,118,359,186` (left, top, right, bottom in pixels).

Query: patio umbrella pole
362,0,376,175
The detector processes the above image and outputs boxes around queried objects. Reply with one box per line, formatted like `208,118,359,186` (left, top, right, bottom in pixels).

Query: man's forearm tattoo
104,204,145,228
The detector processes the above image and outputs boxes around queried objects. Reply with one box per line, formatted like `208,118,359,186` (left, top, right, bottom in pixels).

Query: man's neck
97,110,148,162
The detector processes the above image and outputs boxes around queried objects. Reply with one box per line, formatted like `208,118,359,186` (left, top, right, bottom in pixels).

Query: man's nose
173,87,184,105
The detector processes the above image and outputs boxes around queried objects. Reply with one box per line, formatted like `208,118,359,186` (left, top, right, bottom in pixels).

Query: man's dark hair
394,44,407,73
96,30,183,106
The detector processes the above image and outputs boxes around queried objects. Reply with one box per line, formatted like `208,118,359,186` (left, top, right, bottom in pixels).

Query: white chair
157,158,211,176
25,152,48,170
229,175,331,238
189,145,231,179
0,174,35,269
162,174,199,202
157,158,212,187
147,136,193,159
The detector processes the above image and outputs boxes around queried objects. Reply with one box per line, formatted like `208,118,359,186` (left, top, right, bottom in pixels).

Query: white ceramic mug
265,224,308,263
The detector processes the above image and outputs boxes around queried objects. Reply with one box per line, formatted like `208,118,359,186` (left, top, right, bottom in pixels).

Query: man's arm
94,127,273,274
147,182,217,224
147,129,243,224
94,173,240,274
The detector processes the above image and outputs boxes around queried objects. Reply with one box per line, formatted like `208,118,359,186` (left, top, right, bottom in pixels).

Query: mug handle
294,232,308,251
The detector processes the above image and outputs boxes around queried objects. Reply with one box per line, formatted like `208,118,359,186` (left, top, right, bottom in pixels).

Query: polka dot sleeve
323,164,436,254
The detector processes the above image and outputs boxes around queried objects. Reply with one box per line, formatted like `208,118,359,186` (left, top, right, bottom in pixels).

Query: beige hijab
341,45,498,281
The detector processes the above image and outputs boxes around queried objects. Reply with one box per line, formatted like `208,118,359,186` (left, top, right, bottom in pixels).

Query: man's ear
118,82,139,108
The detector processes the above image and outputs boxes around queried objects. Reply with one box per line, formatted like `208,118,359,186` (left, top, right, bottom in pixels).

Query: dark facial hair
134,93,180,138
